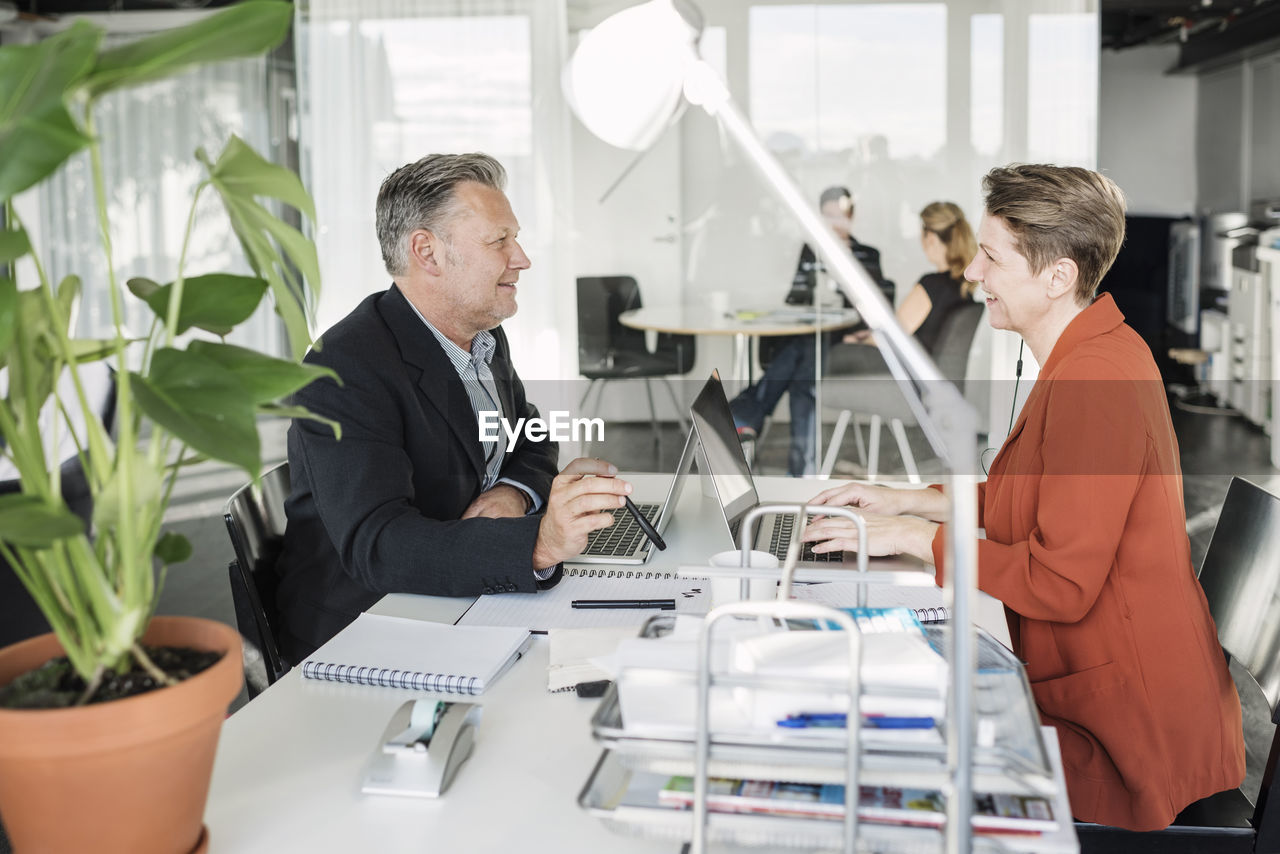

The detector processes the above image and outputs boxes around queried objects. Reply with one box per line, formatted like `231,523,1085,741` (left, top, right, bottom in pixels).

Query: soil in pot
0,646,223,709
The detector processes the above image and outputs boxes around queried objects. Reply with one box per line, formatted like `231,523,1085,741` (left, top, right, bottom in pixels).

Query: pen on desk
571,599,676,610
622,496,666,551
775,713,936,729
776,713,847,729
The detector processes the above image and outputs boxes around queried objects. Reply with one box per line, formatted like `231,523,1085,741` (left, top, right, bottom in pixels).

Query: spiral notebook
300,613,531,696
790,582,951,624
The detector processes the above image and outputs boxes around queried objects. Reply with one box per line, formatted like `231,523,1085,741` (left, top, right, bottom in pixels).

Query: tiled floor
1,398,1276,851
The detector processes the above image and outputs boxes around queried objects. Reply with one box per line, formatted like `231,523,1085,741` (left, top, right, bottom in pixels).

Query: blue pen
865,715,935,729
776,713,847,728
777,713,936,729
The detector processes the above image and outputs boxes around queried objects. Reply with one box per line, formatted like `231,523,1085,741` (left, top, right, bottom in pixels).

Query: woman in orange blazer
803,164,1245,831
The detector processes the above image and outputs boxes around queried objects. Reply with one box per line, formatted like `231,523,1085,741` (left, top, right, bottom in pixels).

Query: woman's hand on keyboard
808,481,950,523
801,513,939,565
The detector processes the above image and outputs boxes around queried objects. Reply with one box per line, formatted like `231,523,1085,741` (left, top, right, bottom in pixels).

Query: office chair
223,460,292,699
1076,476,1280,852
576,275,696,445
818,300,985,482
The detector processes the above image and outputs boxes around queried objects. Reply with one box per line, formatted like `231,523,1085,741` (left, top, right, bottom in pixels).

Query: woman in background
829,200,977,373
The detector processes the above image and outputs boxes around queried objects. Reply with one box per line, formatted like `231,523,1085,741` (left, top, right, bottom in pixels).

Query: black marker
623,495,666,551
571,599,676,610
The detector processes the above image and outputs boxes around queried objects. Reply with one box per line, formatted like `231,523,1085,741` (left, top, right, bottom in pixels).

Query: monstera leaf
128,274,269,336
83,1,293,98
0,21,98,201
200,136,321,362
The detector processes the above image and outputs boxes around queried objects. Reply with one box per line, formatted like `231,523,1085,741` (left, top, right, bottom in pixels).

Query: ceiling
7,0,1280,66
7,0,237,12
1102,0,1279,55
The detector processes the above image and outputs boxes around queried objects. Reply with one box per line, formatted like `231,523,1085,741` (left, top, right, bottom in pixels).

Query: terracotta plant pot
0,616,243,854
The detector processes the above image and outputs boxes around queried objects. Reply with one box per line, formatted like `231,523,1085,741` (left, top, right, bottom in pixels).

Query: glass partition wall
296,0,1098,454
14,40,285,359
295,0,575,382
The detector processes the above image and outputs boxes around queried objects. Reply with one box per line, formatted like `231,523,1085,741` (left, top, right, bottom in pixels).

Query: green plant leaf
154,531,192,565
0,21,99,200
0,493,85,546
84,1,293,99
220,195,315,361
28,275,82,365
201,137,320,362
187,340,337,403
125,276,161,300
0,226,30,264
209,135,316,221
66,338,123,362
130,348,261,479
10,288,59,415
55,274,80,331
128,273,268,335
93,453,163,536
0,100,94,204
259,402,342,440
0,275,16,360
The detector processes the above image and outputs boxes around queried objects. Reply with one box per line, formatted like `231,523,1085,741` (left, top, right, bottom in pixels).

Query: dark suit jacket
276,285,561,661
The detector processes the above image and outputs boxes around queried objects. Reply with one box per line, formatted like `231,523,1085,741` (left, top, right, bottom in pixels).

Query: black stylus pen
623,495,667,550
571,599,676,610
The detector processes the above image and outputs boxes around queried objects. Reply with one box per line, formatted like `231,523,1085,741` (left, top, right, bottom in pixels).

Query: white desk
204,474,1042,852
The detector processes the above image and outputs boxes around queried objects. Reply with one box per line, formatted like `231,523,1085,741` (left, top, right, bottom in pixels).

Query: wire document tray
590,619,1052,796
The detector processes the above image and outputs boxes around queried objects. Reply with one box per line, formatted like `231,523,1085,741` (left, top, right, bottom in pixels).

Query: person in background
729,186,890,476
276,153,629,662
802,164,1245,831
827,200,977,374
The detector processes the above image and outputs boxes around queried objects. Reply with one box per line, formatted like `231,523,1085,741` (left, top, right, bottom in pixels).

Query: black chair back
223,461,291,698
929,300,985,388
576,275,696,377
1199,478,1280,713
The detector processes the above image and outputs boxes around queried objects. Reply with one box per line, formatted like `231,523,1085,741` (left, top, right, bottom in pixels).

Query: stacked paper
611,611,947,737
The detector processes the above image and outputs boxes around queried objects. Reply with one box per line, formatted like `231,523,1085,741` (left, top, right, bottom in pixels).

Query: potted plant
0,3,336,851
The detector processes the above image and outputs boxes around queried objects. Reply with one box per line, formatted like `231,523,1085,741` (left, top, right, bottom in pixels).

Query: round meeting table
619,302,862,473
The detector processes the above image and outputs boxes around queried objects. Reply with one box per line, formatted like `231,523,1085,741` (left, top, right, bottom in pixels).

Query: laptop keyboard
582,502,661,557
730,515,844,563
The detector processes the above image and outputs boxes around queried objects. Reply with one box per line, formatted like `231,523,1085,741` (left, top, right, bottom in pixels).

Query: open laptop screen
689,371,758,527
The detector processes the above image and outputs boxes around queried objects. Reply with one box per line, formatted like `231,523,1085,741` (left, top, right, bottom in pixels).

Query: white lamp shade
562,0,702,151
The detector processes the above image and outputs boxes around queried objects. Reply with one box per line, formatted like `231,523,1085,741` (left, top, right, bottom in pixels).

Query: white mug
708,549,779,607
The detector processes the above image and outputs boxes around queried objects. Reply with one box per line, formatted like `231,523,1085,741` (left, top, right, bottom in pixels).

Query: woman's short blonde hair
981,164,1127,305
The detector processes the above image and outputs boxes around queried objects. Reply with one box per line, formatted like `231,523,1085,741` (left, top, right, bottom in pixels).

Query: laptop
689,370,925,572
575,426,698,565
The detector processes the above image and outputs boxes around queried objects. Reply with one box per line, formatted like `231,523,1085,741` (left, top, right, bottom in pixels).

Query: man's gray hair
376,153,508,276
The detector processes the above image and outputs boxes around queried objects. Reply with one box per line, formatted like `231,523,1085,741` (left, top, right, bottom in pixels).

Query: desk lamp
564,4,981,853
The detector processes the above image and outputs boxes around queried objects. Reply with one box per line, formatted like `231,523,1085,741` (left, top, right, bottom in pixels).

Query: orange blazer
933,294,1244,830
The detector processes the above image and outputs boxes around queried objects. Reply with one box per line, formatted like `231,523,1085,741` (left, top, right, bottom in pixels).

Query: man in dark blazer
276,153,630,662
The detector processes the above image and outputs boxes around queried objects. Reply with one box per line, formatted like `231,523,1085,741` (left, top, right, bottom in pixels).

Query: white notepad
300,613,531,696
457,575,709,632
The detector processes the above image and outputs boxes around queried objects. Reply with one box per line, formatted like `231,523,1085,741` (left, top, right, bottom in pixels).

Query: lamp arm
682,57,982,854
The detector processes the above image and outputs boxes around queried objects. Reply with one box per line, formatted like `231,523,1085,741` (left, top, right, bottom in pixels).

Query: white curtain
295,0,575,382
21,46,283,359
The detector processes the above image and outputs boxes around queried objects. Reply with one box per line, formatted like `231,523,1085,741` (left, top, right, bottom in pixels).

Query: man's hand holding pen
531,458,631,571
